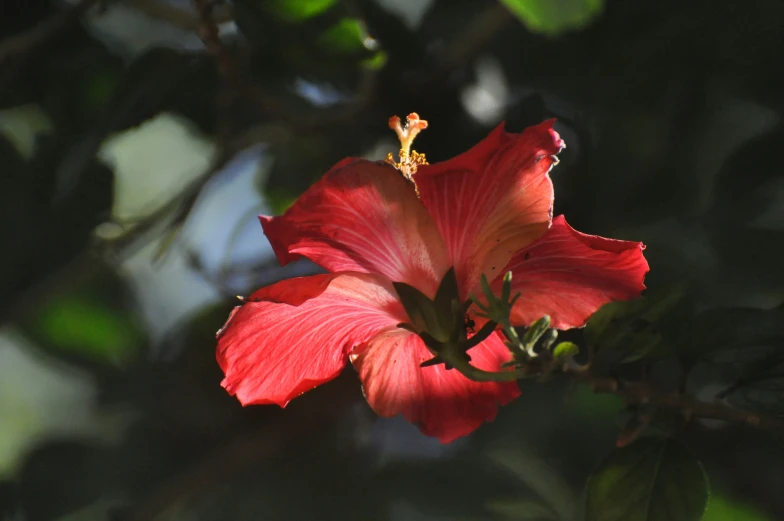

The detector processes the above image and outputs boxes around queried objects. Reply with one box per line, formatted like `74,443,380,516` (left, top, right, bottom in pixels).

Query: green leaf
708,127,784,285
361,50,388,71
260,0,337,22
585,438,709,521
585,290,686,370
678,305,784,366
585,305,661,366
500,0,605,36
679,305,784,414
0,104,54,159
703,494,773,521
489,449,577,521
318,18,367,54
36,294,143,364
15,263,146,366
725,376,784,415
566,384,624,423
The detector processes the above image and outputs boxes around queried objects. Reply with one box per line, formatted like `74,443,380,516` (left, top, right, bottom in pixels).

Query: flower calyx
386,112,429,183
394,267,494,369
394,267,465,347
471,272,529,359
471,272,579,371
394,269,578,383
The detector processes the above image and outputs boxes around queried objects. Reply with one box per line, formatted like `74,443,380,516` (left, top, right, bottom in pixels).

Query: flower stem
439,344,540,382
446,353,784,435
442,355,538,382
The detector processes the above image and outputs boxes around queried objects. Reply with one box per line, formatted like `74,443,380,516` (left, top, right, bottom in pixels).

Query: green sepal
420,355,445,367
501,270,513,303
472,271,520,325
392,281,440,336
434,268,459,314
396,322,419,334
540,329,559,351
523,315,551,348
393,267,462,344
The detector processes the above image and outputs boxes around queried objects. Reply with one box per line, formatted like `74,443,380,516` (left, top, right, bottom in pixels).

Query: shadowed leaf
500,0,605,36
585,438,709,521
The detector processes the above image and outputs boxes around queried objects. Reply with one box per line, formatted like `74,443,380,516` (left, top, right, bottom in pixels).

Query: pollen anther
386,113,429,184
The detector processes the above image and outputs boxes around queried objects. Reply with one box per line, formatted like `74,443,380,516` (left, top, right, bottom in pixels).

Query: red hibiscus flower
216,114,649,443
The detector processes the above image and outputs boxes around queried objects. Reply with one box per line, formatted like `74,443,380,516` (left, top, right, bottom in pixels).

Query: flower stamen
386,113,429,184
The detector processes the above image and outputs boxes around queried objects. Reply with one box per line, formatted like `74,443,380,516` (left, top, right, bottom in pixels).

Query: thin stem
440,349,538,382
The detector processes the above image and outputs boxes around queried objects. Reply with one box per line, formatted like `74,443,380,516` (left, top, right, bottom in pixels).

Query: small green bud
552,341,579,360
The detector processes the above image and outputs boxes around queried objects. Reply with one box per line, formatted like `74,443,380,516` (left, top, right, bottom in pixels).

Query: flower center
386,113,429,185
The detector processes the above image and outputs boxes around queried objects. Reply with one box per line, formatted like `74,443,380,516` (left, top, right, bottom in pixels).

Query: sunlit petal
261,159,450,297
217,272,407,407
498,215,649,330
416,120,564,297
351,327,520,443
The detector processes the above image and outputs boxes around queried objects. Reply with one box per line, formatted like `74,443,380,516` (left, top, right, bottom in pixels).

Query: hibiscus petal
350,328,520,443
261,158,450,297
498,215,649,330
416,120,565,297
217,272,408,407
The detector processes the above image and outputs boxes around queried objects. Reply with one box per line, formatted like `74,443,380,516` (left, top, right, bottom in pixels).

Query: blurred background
1,0,783,519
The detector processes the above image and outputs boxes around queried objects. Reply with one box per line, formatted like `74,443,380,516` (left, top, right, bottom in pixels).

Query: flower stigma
386,113,429,187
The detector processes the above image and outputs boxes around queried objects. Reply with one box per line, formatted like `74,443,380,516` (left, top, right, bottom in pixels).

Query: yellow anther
386,113,429,183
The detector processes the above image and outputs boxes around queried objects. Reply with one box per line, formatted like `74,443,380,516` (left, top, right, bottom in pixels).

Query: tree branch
191,0,276,131
127,0,233,31
581,373,784,434
440,327,784,436
192,0,237,82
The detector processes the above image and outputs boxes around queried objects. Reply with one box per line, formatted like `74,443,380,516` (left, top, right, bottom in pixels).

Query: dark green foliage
584,290,688,374
0,132,113,320
17,442,111,521
585,438,709,521
501,0,605,36
2,0,784,520
15,261,148,369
